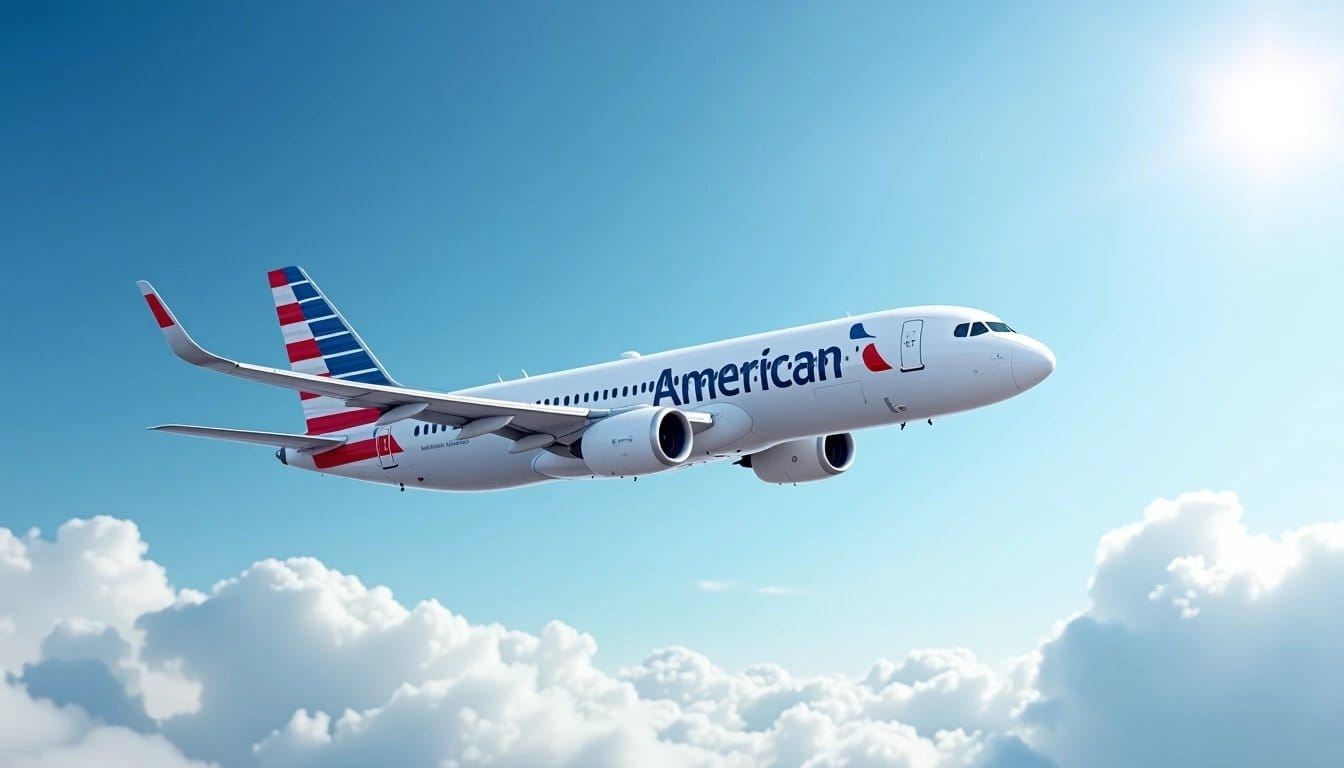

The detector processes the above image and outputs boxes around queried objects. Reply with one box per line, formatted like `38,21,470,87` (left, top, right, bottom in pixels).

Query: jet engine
748,434,855,484
579,407,693,477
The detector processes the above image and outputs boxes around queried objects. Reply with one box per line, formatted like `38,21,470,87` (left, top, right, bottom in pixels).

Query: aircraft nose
1011,338,1056,392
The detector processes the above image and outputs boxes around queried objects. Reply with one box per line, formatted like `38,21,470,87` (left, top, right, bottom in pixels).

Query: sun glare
1204,45,1339,174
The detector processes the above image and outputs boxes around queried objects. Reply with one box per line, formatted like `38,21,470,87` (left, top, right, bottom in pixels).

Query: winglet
136,281,229,369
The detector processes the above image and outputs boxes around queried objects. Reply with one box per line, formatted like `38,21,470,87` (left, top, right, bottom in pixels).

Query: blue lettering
770,354,792,389
650,343,845,406
819,346,841,381
682,368,717,403
793,350,816,386
654,368,681,406
718,363,740,396
740,360,758,393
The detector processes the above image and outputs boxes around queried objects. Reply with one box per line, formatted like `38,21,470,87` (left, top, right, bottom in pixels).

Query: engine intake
749,434,855,484
580,407,693,477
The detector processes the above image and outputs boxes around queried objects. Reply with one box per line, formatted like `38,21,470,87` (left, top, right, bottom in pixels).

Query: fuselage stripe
312,435,401,469
306,407,381,435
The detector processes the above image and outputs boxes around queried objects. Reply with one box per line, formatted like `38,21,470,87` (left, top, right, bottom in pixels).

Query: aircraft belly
408,434,548,491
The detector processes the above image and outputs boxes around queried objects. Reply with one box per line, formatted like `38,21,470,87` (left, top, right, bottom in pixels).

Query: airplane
138,267,1054,491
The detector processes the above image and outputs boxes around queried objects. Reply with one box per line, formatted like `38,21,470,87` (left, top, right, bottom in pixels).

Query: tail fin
268,266,398,435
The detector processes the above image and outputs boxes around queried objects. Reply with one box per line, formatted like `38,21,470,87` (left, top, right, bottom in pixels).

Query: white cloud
0,517,177,675
1022,491,1344,768
696,580,735,592
1,491,1341,767
0,518,201,722
0,676,209,768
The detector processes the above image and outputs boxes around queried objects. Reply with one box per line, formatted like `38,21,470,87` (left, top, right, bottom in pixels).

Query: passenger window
414,425,420,436
970,322,989,336
954,323,969,337
623,386,629,396
563,395,570,405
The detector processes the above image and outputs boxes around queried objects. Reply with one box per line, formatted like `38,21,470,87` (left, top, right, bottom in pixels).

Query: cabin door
900,319,925,372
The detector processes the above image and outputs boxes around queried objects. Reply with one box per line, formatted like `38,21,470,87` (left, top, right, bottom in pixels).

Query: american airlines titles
654,346,843,406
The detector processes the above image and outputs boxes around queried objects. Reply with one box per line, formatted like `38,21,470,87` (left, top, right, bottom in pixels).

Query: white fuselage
282,305,1054,491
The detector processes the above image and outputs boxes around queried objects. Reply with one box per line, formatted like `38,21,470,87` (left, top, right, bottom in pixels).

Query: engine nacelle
750,434,855,484
580,407,693,477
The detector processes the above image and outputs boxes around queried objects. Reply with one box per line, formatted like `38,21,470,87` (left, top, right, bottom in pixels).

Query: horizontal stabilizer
150,425,347,453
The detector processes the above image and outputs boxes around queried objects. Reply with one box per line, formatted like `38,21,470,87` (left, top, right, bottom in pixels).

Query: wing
137,281,611,444
151,425,347,452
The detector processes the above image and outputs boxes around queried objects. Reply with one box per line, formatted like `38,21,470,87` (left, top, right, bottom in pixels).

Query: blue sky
2,0,1342,677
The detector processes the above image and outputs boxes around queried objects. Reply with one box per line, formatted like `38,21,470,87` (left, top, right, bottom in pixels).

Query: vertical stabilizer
267,266,398,435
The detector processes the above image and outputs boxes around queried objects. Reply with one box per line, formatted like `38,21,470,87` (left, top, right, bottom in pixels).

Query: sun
1203,44,1339,174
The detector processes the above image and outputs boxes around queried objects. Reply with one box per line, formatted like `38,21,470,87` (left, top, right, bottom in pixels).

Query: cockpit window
987,321,1014,333
970,321,989,336
954,323,969,337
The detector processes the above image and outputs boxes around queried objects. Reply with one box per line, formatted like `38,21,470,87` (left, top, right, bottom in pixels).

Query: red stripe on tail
286,338,321,362
268,269,290,288
277,303,305,325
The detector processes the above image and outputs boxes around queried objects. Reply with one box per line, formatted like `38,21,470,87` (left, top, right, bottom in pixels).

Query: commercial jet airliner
138,267,1054,491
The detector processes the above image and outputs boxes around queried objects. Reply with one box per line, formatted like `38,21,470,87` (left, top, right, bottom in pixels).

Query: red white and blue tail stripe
268,266,397,435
